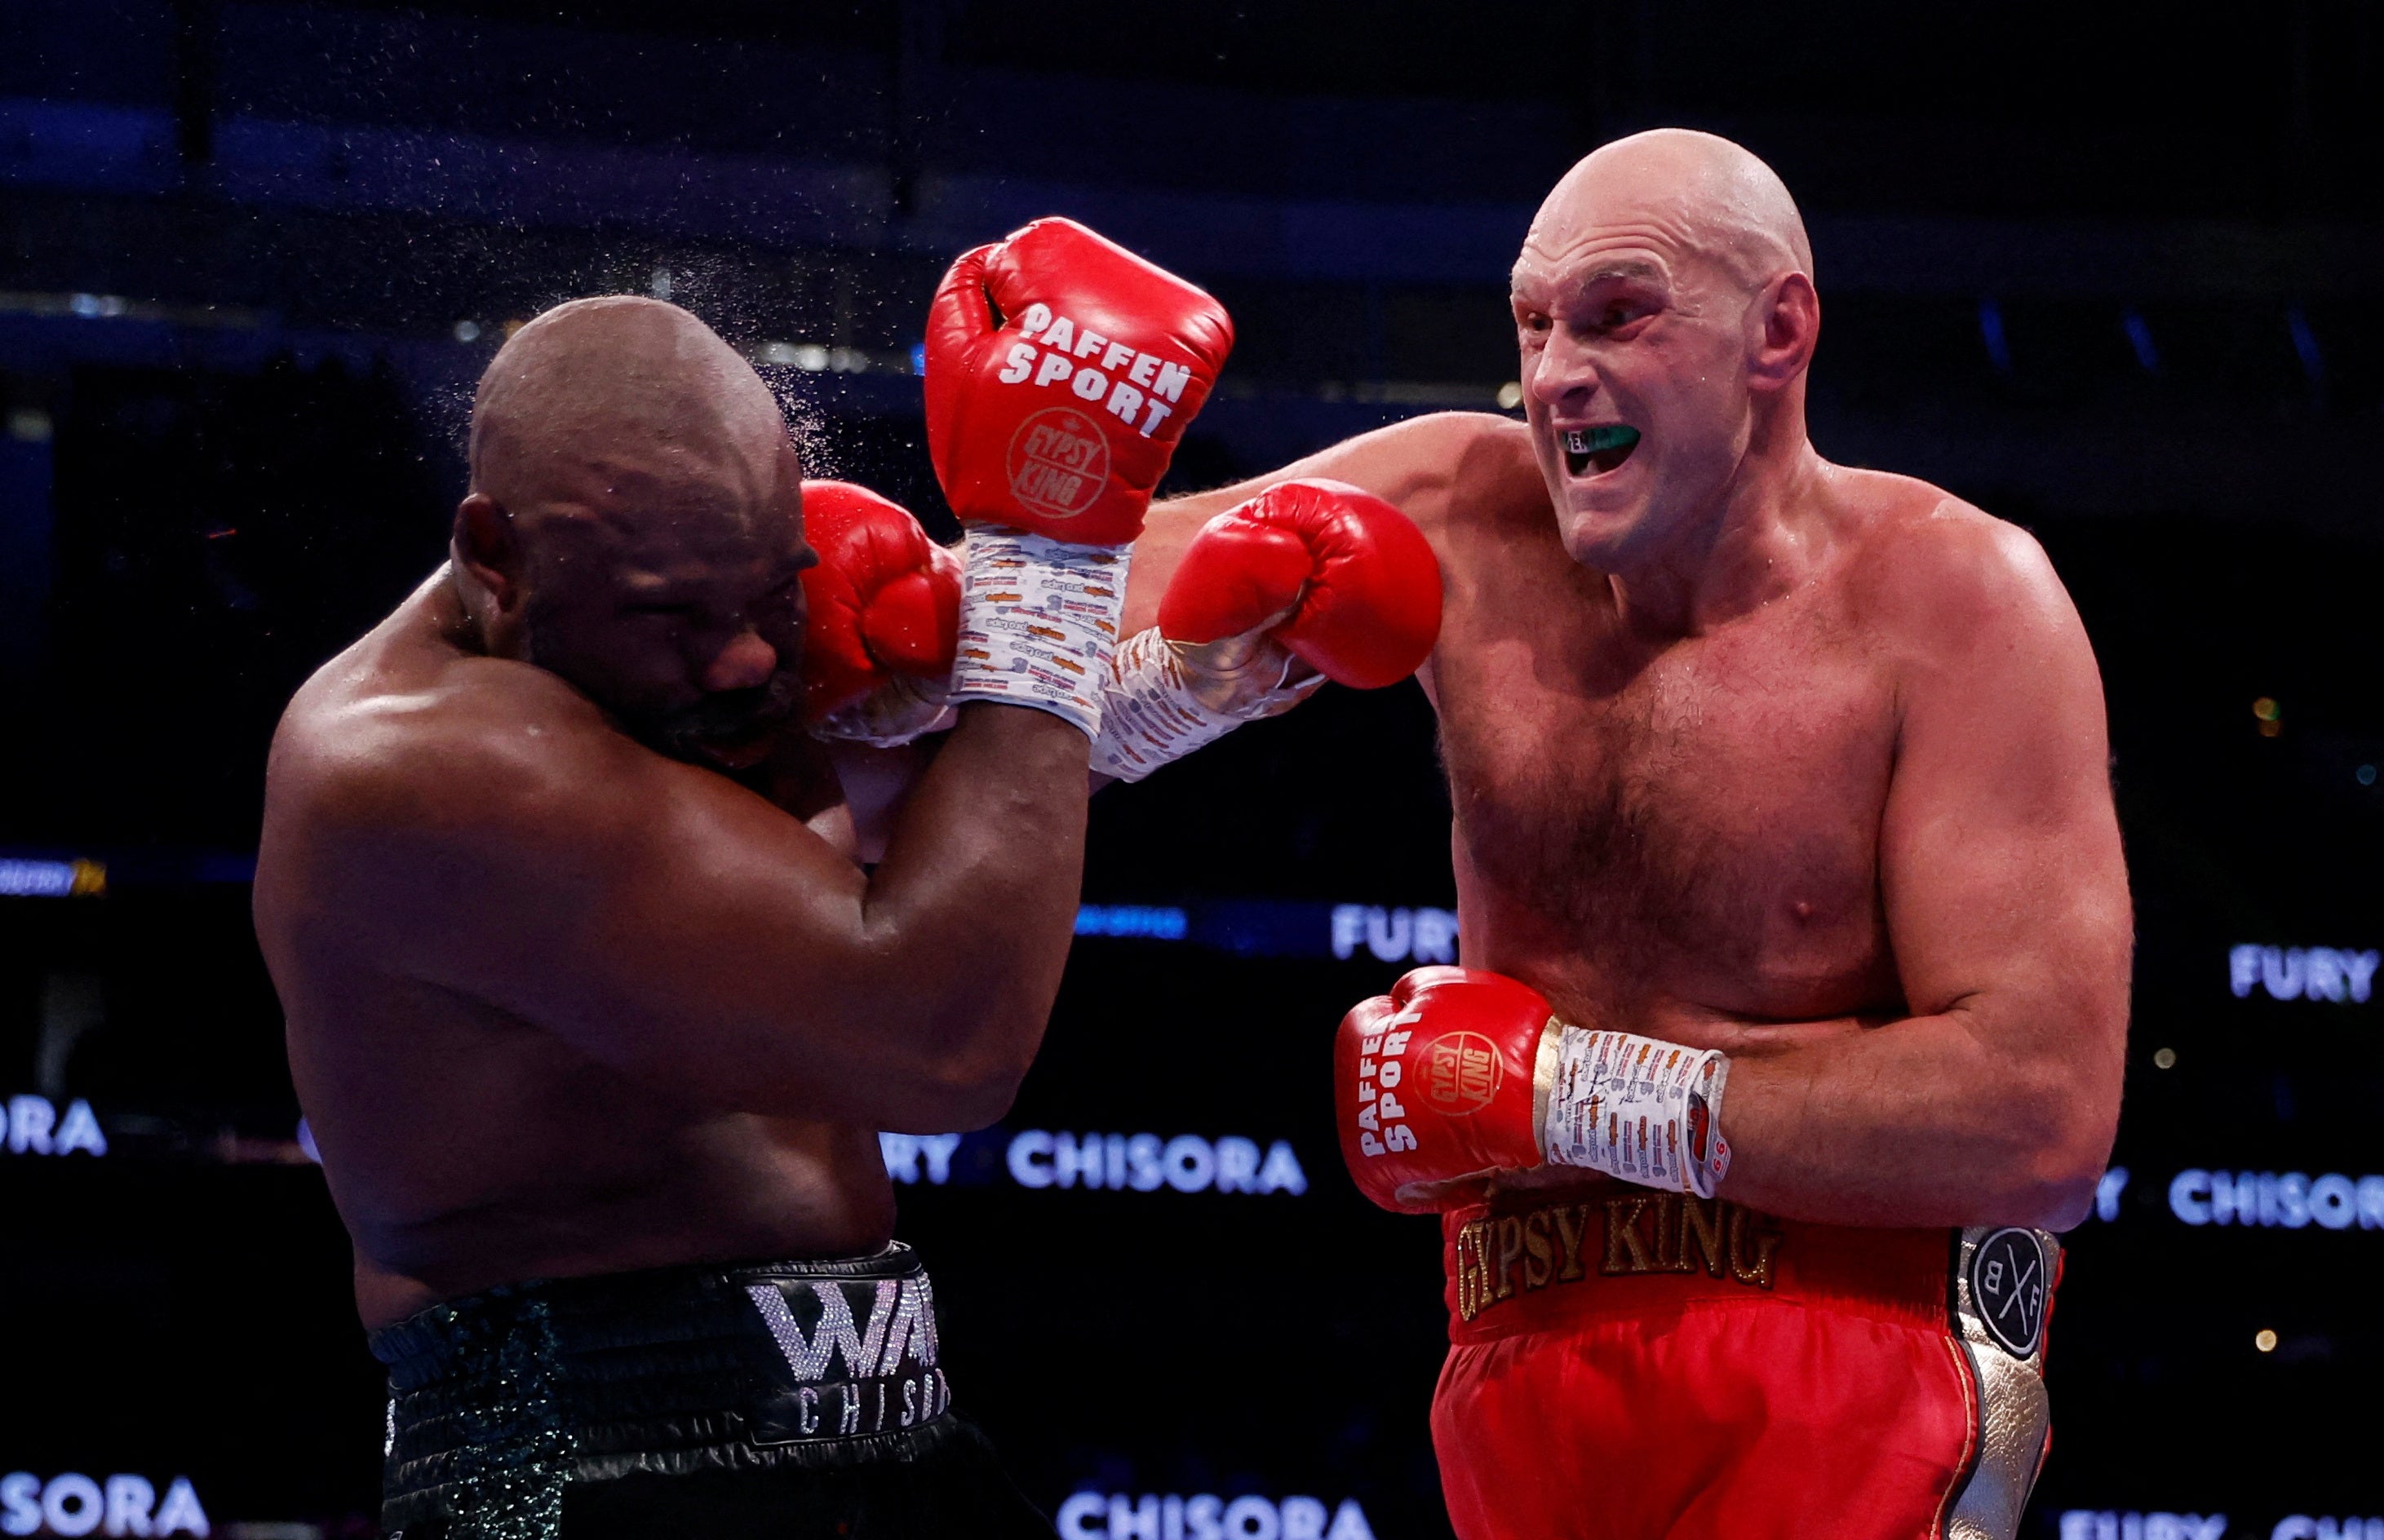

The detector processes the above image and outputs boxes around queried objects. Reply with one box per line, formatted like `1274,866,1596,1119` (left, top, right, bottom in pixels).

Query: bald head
450,296,814,765
1506,130,1824,576
1521,129,1811,296
468,295,791,524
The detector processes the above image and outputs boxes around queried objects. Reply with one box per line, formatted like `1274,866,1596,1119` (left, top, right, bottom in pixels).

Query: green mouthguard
1571,425,1640,454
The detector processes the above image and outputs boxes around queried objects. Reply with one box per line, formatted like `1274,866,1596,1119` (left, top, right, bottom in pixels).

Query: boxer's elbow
628,1007,1022,1129
2036,1109,2120,1231
1997,1064,2122,1231
875,1003,1045,1132
1967,1157,2098,1232
2000,1156,2101,1232
704,1038,1027,1130
2025,1179,2099,1233
869,1055,1026,1133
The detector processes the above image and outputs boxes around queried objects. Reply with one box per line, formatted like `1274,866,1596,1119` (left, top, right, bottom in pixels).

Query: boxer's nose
1529,330,1600,408
701,630,778,693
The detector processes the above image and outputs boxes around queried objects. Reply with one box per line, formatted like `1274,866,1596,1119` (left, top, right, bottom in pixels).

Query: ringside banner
1054,1490,1376,1540
881,1129,1309,1197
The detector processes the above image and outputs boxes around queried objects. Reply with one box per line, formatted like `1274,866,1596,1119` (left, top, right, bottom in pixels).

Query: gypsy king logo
1422,1031,1501,1116
1969,1227,2049,1358
1008,407,1110,519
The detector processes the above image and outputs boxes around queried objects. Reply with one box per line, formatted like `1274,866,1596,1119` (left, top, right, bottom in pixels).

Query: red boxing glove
925,217,1234,546
1158,479,1442,690
1337,967,1736,1215
1087,480,1442,780
1336,967,1556,1215
798,480,961,737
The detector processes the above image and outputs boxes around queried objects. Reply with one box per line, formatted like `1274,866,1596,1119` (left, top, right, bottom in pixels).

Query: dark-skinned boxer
260,222,1440,1539
258,223,1432,1539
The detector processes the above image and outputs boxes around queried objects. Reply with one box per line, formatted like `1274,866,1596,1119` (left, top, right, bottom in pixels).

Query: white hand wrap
1088,627,1323,781
947,529,1131,738
1541,1027,1733,1198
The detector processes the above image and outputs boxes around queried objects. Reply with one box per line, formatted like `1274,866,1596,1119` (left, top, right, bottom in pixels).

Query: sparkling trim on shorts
405,1292,573,1540
370,1245,956,1538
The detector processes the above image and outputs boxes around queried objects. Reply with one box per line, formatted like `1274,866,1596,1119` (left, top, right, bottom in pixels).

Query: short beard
643,679,800,764
518,603,800,765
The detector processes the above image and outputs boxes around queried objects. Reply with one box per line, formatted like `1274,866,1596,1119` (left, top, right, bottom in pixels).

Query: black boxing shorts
369,1242,1051,1539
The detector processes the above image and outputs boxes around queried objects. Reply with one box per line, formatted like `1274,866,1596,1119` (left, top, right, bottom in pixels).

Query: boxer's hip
1432,1188,2060,1540
370,1242,1038,1539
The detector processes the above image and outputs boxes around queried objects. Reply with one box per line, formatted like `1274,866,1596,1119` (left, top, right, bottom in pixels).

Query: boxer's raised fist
1336,967,1556,1214
925,218,1233,547
798,480,961,743
1160,479,1442,690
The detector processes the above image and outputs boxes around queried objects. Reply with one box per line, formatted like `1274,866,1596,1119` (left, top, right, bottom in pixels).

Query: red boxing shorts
1432,1186,2060,1540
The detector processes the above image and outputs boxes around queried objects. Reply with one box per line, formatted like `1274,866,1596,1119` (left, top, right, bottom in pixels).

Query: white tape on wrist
947,529,1132,737
1541,1027,1732,1198
1088,628,1319,781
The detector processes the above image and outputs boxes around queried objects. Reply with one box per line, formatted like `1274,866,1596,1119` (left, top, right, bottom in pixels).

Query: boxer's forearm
847,703,1090,1126
1125,411,1503,635
1123,489,1245,635
1124,436,1421,633
454,702,1089,1132
1712,1003,2120,1230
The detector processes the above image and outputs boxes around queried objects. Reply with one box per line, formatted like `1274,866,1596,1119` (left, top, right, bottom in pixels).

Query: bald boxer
256,248,1231,1537
1128,131,2130,1540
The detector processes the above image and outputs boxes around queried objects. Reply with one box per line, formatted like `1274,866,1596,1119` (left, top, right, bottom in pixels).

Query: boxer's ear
1748,270,1819,391
453,492,525,613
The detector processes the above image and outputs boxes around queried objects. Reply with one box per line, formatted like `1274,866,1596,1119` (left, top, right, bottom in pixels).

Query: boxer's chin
1553,482,1655,569
648,701,792,772
690,729,776,772
1542,435,1647,547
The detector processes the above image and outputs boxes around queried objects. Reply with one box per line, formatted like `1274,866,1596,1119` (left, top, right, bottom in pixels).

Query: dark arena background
2,2,2382,1537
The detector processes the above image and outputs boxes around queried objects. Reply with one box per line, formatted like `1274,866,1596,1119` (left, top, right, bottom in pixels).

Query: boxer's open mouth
1562,425,1640,478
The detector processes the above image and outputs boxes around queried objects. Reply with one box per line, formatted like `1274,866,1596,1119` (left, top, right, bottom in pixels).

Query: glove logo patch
1421,1031,1503,1117
1007,408,1109,520
1967,1227,2049,1360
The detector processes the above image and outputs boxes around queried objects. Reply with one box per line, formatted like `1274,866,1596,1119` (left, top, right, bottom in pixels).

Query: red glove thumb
799,480,961,722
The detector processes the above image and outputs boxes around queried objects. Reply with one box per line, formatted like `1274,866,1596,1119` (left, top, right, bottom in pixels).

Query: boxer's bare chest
1429,529,1904,1028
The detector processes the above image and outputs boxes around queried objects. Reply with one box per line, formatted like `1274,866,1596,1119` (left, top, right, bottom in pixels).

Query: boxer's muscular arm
1716,512,2131,1231
321,667,1087,1133
1125,411,1524,635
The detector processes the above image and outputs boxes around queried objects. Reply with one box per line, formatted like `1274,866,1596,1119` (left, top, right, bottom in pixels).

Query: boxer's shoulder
269,639,637,878
1829,466,2071,657
1405,410,1538,513
1314,412,1537,542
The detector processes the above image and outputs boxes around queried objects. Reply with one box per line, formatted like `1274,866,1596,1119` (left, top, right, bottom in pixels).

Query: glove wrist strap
947,530,1131,737
1540,1027,1733,1198
808,675,953,748
1088,628,1320,781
